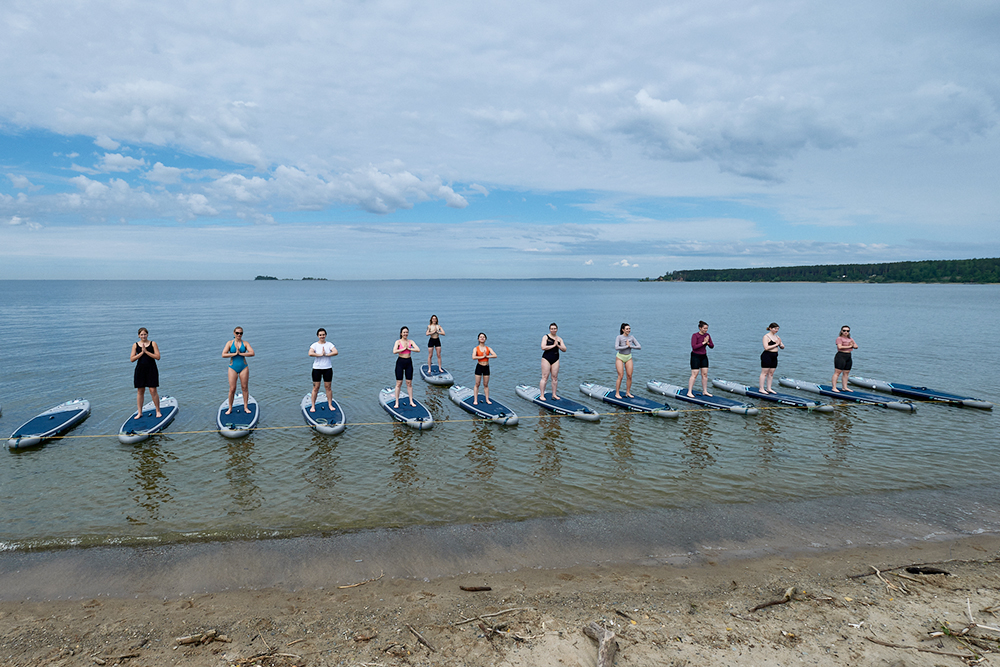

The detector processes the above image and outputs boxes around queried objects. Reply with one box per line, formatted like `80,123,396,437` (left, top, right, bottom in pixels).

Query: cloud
7,174,41,191
7,215,42,230
98,153,147,172
94,135,120,150
145,162,185,184
584,259,593,265
612,258,638,268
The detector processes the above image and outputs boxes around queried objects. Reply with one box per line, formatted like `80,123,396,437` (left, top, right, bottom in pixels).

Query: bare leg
615,357,625,397
701,368,711,396
484,375,491,403
406,379,415,407
832,370,841,391
687,368,699,397
394,380,403,408
310,381,320,411
427,347,432,367
149,387,161,417
841,371,851,392
539,359,551,400
550,360,560,400
759,368,768,392
239,369,250,410
625,359,634,397
135,388,145,418
226,368,238,413
474,374,481,404
436,347,443,369
324,380,333,409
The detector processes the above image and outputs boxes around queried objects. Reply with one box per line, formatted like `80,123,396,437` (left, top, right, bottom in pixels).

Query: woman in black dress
130,327,162,418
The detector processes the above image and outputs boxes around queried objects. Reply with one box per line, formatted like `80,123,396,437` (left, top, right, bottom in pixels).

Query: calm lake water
0,280,997,552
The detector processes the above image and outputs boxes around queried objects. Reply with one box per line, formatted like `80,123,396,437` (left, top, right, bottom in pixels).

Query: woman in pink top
832,325,858,392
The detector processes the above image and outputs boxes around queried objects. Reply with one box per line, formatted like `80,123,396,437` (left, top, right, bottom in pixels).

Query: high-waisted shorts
760,350,778,369
395,356,414,380
427,337,441,348
616,352,632,363
312,367,333,382
834,351,853,371
690,352,709,369
475,363,490,376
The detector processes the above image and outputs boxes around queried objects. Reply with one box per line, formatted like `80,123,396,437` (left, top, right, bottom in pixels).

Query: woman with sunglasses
222,327,255,414
832,325,857,392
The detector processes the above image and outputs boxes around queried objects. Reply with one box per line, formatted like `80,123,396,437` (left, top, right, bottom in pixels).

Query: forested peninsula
647,257,1000,283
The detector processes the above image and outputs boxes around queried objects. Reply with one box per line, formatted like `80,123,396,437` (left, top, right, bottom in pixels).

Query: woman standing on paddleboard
614,323,641,399
687,321,714,397
832,325,857,392
425,315,445,370
222,326,255,414
130,327,161,419
472,333,497,405
393,326,420,408
759,323,784,394
539,323,566,401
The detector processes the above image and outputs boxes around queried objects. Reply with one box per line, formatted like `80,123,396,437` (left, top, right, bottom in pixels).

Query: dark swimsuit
133,343,159,389
542,336,560,363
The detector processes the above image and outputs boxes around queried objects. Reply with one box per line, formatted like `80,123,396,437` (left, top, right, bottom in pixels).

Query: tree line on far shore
646,258,1000,283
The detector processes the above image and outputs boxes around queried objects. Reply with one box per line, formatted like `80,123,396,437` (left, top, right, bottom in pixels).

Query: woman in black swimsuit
130,327,162,419
539,323,566,401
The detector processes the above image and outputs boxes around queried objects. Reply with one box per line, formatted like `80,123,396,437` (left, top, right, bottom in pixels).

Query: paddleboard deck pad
8,399,91,449
301,392,346,435
646,381,758,415
379,387,434,430
515,384,599,421
849,376,993,409
448,385,519,425
779,377,916,412
579,382,678,418
216,394,260,438
118,396,179,444
420,364,455,387
712,379,833,413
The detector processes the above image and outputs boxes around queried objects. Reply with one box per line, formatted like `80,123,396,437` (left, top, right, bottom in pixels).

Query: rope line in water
11,402,836,441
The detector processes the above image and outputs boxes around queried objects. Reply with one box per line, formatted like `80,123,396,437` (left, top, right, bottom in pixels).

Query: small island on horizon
644,257,1000,284
255,275,328,281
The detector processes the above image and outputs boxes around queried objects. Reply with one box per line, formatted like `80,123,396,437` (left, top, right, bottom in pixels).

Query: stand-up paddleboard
711,379,833,413
420,364,454,387
448,385,519,425
646,380,758,415
514,384,599,421
579,382,679,418
378,387,434,430
217,394,260,438
779,377,916,412
300,392,346,435
8,399,91,450
118,396,179,444
849,376,993,409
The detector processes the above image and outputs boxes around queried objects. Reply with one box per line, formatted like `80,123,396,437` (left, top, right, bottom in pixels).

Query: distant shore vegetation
644,258,1000,284
254,275,327,281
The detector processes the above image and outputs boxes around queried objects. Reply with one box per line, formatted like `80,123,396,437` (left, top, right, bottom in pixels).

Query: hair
137,327,148,335
234,326,244,334
549,322,558,329
620,323,630,334
841,325,851,333
317,328,326,336
478,332,487,341
429,315,438,324
768,322,779,330
400,326,409,336
698,320,708,328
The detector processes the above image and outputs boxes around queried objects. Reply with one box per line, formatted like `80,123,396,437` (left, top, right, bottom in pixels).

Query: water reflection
126,439,178,524
303,432,342,503
824,407,856,468
466,422,496,481
752,407,781,469
533,414,564,479
389,425,421,490
607,413,636,478
225,436,262,513
680,410,716,470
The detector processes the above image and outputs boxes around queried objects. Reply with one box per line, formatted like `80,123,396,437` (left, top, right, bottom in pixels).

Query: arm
488,346,497,359
148,341,161,360
242,342,255,357
630,336,640,350
541,336,553,350
706,334,714,349
437,327,445,336
130,344,141,363
222,341,235,358
557,337,567,351
425,325,433,336
615,335,628,352
409,341,420,352
309,344,320,357
328,344,338,356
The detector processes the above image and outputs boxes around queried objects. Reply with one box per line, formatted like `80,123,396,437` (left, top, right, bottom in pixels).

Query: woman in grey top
615,323,641,398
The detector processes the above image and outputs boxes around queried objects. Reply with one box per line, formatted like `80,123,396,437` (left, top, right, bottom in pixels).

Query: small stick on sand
405,623,436,652
750,586,797,612
460,585,492,591
338,572,384,589
583,621,618,667
454,607,534,625
866,636,979,659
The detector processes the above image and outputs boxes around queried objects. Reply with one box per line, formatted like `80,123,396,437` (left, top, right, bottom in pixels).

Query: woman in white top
308,328,338,411
614,323,641,398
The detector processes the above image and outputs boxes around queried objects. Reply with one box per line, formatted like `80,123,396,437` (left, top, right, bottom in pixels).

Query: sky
1,0,998,279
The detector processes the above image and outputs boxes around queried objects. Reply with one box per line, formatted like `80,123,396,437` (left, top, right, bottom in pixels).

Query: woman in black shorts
832,325,858,392
472,332,497,405
687,321,714,397
130,327,162,418
758,322,783,394
425,315,445,369
393,326,420,408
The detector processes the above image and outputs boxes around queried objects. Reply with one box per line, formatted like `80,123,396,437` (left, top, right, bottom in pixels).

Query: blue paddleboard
711,379,833,413
448,385,519,425
849,376,993,409
8,399,91,450
779,377,916,412
646,380,758,415
301,392,346,435
420,364,454,386
119,396,179,444
217,393,260,438
379,387,434,430
579,382,678,418
514,384,599,421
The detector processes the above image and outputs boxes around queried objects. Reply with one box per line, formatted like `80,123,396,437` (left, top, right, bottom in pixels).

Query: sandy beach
4,532,1000,666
